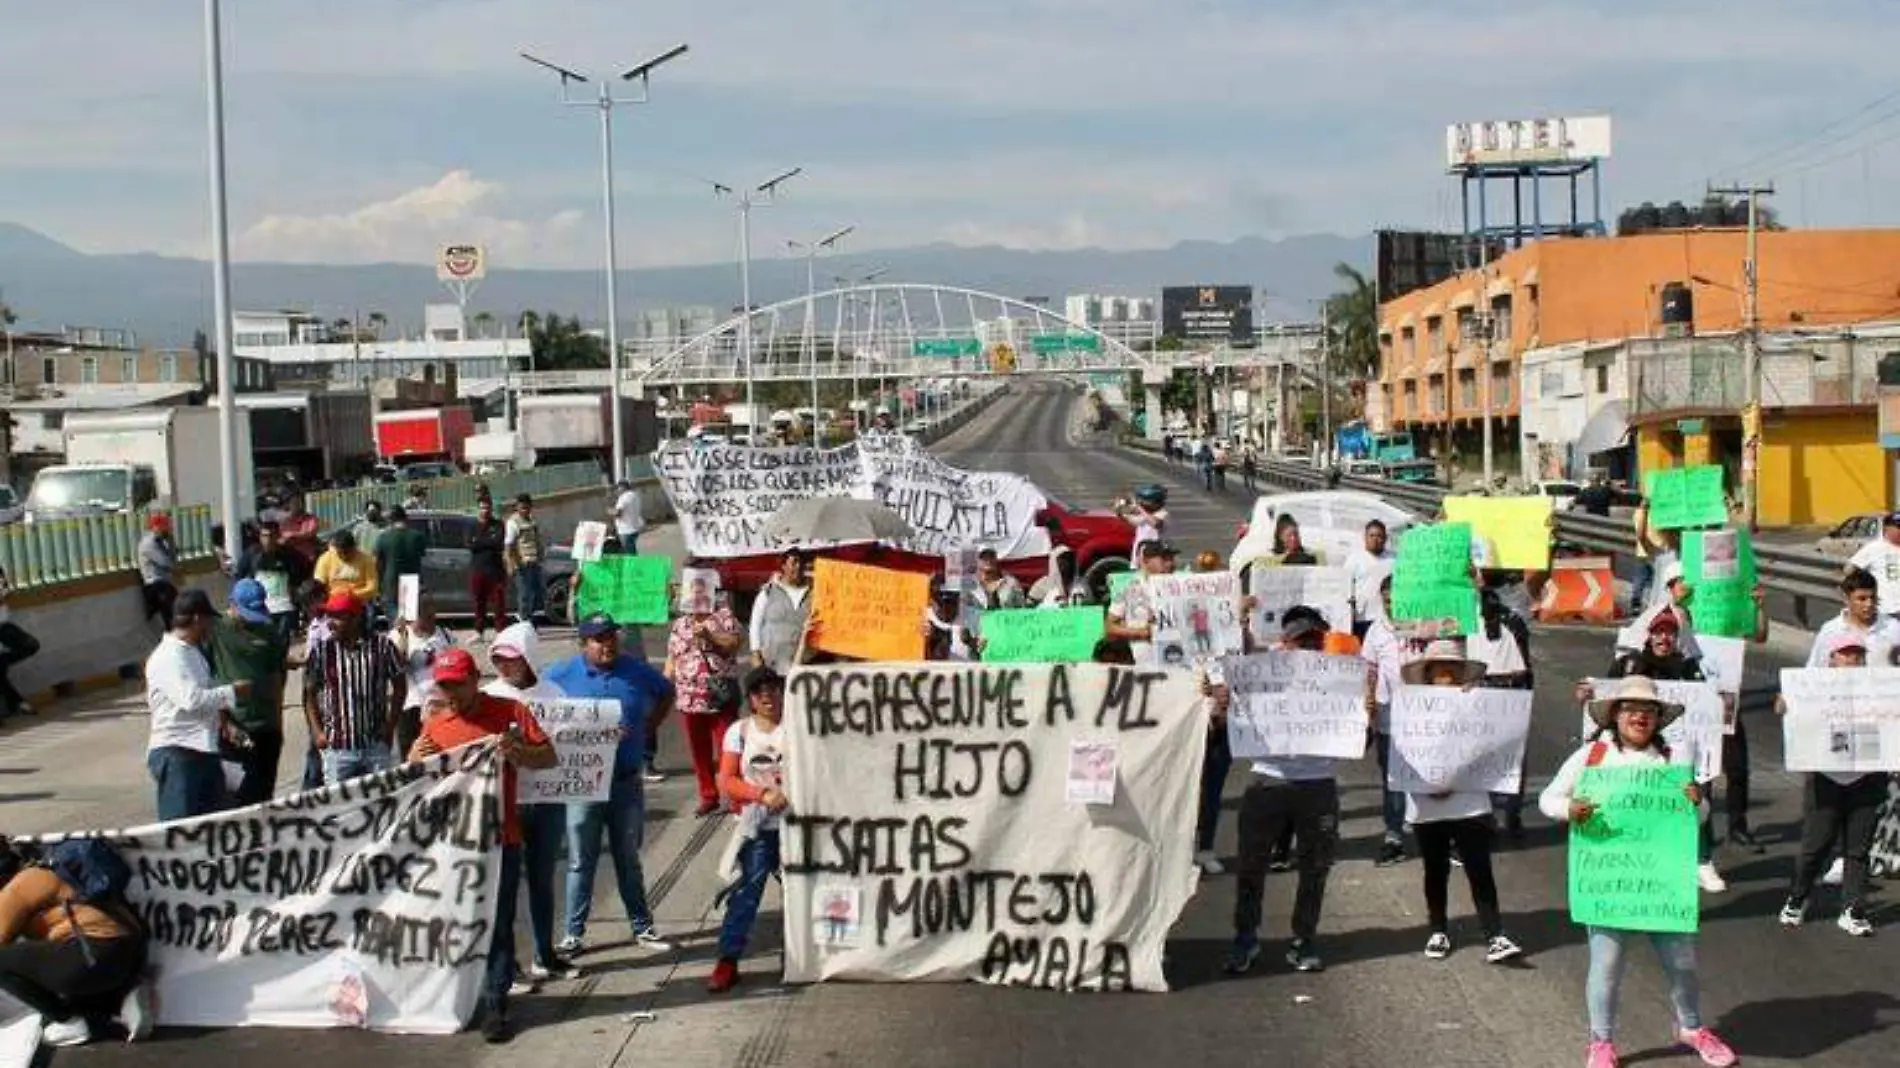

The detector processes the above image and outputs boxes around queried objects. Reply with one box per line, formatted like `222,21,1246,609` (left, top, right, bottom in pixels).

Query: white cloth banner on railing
33,746,503,1035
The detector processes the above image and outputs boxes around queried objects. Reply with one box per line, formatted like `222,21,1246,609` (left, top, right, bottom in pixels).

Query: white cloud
233,170,583,264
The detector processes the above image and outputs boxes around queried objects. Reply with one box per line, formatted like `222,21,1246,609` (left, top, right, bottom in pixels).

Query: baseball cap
1647,611,1681,634
1140,540,1180,559
431,647,480,684
230,578,272,624
577,613,621,640
1885,512,1900,528
323,590,363,616
1828,632,1869,656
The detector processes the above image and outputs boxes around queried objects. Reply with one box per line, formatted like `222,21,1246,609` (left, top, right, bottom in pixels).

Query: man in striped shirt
303,591,406,785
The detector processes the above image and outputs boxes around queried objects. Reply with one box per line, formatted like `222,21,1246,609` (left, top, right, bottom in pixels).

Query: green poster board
576,555,672,626
979,607,1106,663
1683,527,1757,638
1644,466,1728,530
1389,583,1480,636
1567,764,1700,934
1391,523,1478,635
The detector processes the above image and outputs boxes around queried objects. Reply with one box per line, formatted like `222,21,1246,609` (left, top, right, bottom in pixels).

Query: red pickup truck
699,495,1135,615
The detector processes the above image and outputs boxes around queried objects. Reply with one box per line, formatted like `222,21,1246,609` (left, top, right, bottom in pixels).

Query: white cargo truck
465,431,537,476
25,407,256,522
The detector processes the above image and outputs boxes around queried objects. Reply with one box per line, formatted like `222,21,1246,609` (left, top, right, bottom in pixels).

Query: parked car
1532,479,1584,512
0,485,22,525
399,461,461,482
1342,459,1384,479
1816,513,1882,563
325,511,579,626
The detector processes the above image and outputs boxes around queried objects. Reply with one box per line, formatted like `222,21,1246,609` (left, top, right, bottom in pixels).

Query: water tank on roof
1659,282,1695,337
1660,201,1693,230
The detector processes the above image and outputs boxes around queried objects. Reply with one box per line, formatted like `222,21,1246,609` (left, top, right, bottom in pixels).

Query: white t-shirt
398,628,456,710
1807,613,1900,669
613,489,645,539
724,717,786,830
1344,548,1394,624
1848,538,1900,616
1360,617,1412,713
1465,626,1528,678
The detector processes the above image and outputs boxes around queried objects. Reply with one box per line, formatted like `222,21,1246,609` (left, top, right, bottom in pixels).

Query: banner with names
1780,667,1900,773
1220,651,1368,760
1248,566,1354,640
519,699,619,803
1387,686,1532,794
780,662,1205,991
1145,571,1245,667
1581,679,1728,780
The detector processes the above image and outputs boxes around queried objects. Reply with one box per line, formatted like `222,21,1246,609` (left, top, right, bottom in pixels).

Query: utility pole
1319,302,1333,464
1709,182,1773,531
1477,235,1495,492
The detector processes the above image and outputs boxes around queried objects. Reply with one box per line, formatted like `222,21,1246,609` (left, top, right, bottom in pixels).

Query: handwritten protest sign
1871,779,1900,879
1582,679,1728,780
1389,584,1480,637
1146,571,1244,667
1698,635,1746,704
576,555,672,625
1645,465,1727,530
520,699,619,803
677,567,722,613
782,662,1204,990
1387,686,1533,793
397,573,420,623
1780,667,1900,773
1444,496,1554,570
571,520,609,563
1391,523,1480,635
981,607,1105,663
1683,528,1757,638
1568,764,1699,933
1249,565,1353,637
1221,651,1368,760
809,559,931,662
34,745,504,1032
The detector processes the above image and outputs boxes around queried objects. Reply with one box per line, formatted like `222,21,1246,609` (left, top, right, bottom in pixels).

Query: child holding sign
1538,676,1737,1068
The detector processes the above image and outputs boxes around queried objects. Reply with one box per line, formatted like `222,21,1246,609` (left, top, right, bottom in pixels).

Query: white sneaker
41,1017,91,1048
1697,862,1729,893
118,980,155,1041
634,928,674,952
1193,849,1225,875
555,935,584,955
1822,858,1845,886
1423,932,1452,959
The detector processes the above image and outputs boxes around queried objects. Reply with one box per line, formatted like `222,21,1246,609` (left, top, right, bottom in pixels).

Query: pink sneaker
1676,1028,1738,1067
1586,1039,1619,1068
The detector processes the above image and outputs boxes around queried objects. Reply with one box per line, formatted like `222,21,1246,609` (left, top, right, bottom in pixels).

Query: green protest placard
980,607,1106,663
576,555,673,625
1644,465,1727,530
1396,523,1474,586
1683,527,1757,638
1389,583,1480,636
1568,764,1700,933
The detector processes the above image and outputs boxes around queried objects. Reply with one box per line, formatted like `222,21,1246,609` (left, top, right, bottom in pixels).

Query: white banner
781,663,1205,991
1387,686,1532,794
1780,667,1900,773
1248,565,1354,638
1870,778,1900,878
48,747,503,1033
1581,679,1728,781
1145,571,1245,667
520,699,619,803
654,437,1050,560
1220,651,1367,760
1698,635,1746,705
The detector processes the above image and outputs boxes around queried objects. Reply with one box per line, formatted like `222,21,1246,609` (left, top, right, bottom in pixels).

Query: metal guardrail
302,462,612,530
0,505,216,592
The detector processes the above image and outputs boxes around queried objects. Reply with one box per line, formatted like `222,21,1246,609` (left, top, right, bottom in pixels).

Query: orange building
1376,229,1900,512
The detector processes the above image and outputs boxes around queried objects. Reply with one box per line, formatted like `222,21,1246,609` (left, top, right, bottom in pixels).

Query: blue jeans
320,743,392,786
485,844,522,1012
1585,927,1701,1042
147,746,226,822
521,803,566,965
1196,727,1232,853
719,829,781,960
1629,559,1655,614
564,775,654,939
1373,730,1407,843
300,744,325,793
514,563,547,622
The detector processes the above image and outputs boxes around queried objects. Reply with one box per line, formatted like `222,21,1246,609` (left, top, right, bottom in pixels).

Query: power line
1708,83,1900,183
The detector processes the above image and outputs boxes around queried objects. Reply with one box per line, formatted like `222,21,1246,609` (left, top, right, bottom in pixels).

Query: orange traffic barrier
1537,556,1617,624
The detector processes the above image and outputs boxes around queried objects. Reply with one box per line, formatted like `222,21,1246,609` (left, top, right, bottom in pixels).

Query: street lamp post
834,267,890,430
708,169,801,441
521,44,688,482
202,0,241,565
788,225,855,438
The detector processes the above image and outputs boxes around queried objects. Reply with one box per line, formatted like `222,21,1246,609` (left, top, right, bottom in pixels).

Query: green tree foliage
518,309,608,370
1324,262,1379,378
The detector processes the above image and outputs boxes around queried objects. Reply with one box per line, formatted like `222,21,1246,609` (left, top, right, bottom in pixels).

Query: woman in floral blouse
663,593,745,815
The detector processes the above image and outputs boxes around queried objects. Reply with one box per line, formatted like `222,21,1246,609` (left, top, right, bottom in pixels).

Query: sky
5,1,1900,271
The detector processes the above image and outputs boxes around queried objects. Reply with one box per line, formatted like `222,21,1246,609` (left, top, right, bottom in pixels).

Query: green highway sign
913,338,982,357
1030,333,1103,354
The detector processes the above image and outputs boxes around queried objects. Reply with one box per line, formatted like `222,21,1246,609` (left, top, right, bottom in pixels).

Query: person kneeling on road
708,667,790,994
0,839,152,1048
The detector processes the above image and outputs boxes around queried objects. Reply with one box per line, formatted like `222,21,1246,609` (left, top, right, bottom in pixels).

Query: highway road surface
5,379,1894,1068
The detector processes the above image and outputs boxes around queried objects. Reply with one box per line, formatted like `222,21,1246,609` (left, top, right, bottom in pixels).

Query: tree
1324,262,1378,378
519,309,607,370
366,311,388,341
471,311,495,339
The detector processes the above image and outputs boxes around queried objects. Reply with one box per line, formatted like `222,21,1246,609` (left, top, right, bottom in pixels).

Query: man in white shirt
1344,520,1395,639
612,480,646,554
1360,575,1420,864
146,589,249,821
1809,568,1900,668
1846,512,1900,618
1104,542,1179,664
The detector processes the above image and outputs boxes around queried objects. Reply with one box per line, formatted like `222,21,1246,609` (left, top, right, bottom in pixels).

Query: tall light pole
788,225,854,433
709,168,801,439
1710,182,1774,531
521,44,689,482
834,267,889,428
202,0,241,564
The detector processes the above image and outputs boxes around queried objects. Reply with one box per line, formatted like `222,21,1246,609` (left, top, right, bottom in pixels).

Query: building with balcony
1378,228,1900,517
232,304,528,394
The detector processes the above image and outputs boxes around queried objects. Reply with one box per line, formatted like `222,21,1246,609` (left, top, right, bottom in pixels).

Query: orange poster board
808,559,931,662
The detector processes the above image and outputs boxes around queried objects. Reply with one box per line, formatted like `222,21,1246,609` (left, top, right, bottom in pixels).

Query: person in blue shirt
545,613,676,955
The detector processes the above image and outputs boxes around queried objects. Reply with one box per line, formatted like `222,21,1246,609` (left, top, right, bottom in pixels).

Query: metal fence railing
0,505,215,592
303,462,611,529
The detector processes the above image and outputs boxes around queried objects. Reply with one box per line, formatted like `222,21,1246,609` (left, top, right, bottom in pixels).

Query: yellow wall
1756,411,1890,527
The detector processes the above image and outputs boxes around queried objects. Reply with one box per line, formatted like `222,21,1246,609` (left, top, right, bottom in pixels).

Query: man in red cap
138,512,179,625
301,591,405,785
410,647,555,1044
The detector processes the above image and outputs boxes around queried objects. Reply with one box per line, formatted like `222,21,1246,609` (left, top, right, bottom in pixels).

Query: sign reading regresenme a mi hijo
780,662,1204,991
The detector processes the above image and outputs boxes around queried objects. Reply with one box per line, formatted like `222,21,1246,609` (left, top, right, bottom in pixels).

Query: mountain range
0,222,1369,347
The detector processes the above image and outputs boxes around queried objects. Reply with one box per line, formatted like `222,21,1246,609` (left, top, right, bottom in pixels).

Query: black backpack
43,838,136,965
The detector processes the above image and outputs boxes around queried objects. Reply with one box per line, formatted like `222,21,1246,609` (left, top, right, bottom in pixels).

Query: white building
1518,340,1631,482
1063,293,1155,330
232,304,529,395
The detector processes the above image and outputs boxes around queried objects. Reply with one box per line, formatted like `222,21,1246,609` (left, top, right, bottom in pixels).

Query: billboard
1375,231,1507,303
1445,115,1612,170
436,243,487,282
1161,285,1254,345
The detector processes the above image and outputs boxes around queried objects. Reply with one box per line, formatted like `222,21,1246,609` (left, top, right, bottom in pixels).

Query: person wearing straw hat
1539,676,1736,1068
1397,639,1524,965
